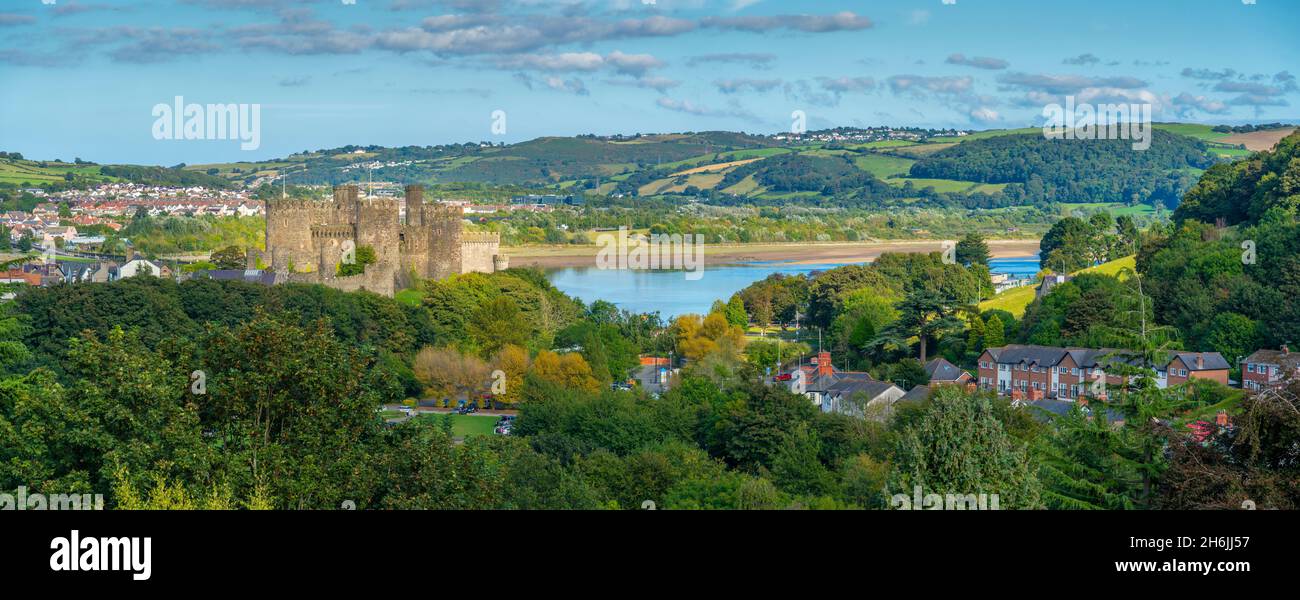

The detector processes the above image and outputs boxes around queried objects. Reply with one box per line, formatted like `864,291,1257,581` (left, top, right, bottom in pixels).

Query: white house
118,259,162,278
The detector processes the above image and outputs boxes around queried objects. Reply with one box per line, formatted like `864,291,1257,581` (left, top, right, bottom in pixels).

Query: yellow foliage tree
491,344,530,405
532,350,601,393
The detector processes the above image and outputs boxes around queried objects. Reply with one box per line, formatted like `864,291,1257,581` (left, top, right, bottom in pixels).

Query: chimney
1197,354,1204,369
1283,344,1290,356
1215,410,1229,427
817,351,833,377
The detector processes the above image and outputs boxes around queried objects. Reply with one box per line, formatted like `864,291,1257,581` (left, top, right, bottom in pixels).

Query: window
1247,364,1255,373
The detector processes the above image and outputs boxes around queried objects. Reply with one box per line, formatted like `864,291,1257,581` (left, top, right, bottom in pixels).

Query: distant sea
545,255,1041,319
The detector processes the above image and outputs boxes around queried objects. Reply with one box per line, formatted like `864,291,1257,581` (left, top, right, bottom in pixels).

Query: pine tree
983,315,1005,349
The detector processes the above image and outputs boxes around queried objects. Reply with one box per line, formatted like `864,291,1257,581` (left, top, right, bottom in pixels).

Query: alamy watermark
1042,96,1152,151
594,226,705,281
891,485,1001,510
152,96,261,151
2,486,104,510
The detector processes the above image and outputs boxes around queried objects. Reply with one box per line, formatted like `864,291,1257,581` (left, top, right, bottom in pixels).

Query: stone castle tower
263,184,506,297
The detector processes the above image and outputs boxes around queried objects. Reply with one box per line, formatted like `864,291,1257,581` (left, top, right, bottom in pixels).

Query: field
885,176,1006,194
853,153,916,178
1152,123,1229,143
979,255,1136,317
1059,202,1156,217
669,158,762,176
0,159,115,186
1219,127,1296,151
413,413,501,438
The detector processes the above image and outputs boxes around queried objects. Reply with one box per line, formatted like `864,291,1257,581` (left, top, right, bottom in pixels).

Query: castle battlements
461,231,501,244
265,184,503,297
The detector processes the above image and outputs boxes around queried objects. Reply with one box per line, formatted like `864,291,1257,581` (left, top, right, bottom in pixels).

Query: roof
1019,399,1126,423
985,345,1142,369
826,378,900,401
194,269,277,285
1242,349,1300,370
924,358,969,382
1169,352,1231,371
898,385,933,403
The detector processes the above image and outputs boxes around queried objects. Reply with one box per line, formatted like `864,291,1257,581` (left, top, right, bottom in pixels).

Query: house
898,384,934,403
20,262,66,286
977,344,1230,401
784,351,905,420
924,357,973,385
1036,273,1070,300
633,356,673,394
821,378,906,420
1241,346,1300,392
41,226,77,248
1014,397,1126,425
0,269,42,286
118,259,162,278
1159,352,1231,387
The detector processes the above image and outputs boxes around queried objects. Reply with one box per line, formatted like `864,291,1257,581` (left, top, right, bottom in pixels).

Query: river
546,256,1041,318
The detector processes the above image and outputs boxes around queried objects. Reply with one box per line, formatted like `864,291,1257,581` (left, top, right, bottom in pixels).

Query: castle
262,184,507,297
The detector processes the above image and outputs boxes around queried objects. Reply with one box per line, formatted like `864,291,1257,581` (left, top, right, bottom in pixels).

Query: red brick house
977,345,1230,401
1161,352,1231,387
1241,346,1300,392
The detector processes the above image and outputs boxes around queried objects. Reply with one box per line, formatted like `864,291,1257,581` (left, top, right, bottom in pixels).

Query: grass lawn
1153,123,1229,143
414,413,501,437
979,255,1136,317
884,176,1004,194
394,288,425,306
852,153,915,178
1059,202,1156,217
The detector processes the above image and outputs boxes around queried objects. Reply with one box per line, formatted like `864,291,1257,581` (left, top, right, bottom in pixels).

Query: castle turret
405,185,424,227
493,254,509,272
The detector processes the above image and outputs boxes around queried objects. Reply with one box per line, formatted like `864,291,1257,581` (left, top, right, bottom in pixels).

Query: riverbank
504,239,1041,269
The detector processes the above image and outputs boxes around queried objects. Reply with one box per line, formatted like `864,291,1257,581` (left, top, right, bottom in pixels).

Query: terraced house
1241,346,1300,392
977,345,1229,401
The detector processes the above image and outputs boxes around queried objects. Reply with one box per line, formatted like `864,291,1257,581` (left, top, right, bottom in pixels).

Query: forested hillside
908,130,1212,207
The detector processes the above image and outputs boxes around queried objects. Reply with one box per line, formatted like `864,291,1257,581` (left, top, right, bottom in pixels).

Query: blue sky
0,0,1296,165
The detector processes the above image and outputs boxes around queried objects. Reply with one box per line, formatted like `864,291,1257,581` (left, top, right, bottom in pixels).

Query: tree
470,296,531,357
1159,382,1300,509
490,344,530,406
876,288,965,363
955,232,990,267
725,296,748,329
883,358,929,389
337,245,377,276
532,351,600,393
983,315,1005,349
210,245,246,270
888,386,1043,508
1040,216,1093,272
752,289,773,335
1203,312,1260,368
965,314,986,357
414,346,490,402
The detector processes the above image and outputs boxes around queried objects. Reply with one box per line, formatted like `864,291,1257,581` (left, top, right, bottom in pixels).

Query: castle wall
460,231,501,274
265,184,500,297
